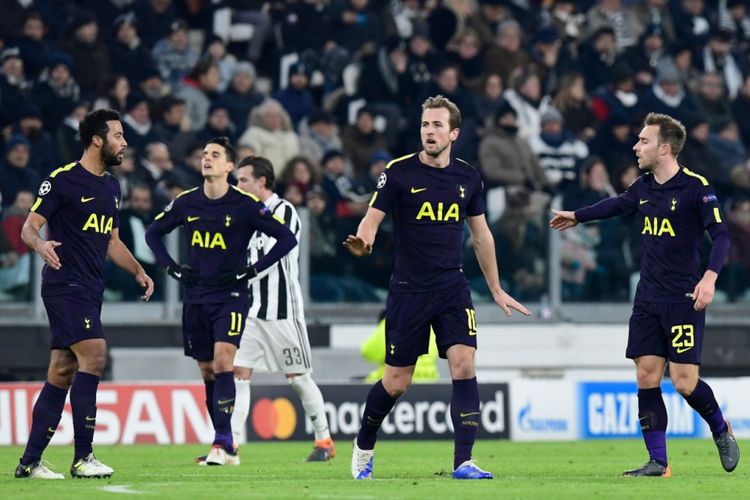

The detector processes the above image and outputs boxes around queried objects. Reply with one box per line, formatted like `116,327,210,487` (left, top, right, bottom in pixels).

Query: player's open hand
690,275,716,311
549,209,579,231
37,240,62,270
343,235,372,257
492,288,531,317
136,271,155,302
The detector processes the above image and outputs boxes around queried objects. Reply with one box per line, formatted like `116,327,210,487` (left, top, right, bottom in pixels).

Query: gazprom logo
580,382,701,439
517,402,568,432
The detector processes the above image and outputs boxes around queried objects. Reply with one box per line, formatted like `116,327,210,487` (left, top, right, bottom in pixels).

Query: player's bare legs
670,362,739,472
446,345,491,479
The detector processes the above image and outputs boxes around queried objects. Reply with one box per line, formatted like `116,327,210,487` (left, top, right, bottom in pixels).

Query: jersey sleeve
30,176,64,221
246,197,298,274
369,168,399,214
694,183,725,229
466,170,486,216
113,179,122,229
144,196,185,269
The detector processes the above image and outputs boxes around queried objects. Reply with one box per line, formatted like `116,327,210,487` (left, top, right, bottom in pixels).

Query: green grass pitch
2,439,748,499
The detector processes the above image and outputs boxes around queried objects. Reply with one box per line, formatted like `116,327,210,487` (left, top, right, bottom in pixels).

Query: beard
102,142,123,166
423,142,450,158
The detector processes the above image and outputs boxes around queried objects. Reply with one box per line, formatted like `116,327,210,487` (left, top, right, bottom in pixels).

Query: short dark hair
79,109,121,148
206,136,235,163
644,112,686,156
237,156,275,190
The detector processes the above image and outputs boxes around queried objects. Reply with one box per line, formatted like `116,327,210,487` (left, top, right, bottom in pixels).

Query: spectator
551,72,599,141
732,75,750,149
176,59,221,132
32,53,81,132
628,0,676,44
546,0,586,43
405,25,440,93
503,69,548,140
306,185,338,275
62,11,111,97
14,10,56,80
695,72,734,130
722,0,750,51
239,99,301,177
482,19,530,87
195,102,236,144
151,19,199,89
466,0,513,47
55,100,89,161
698,27,744,99
472,72,505,130
109,11,157,85
274,62,316,130
708,119,747,195
319,149,369,219
14,104,60,177
678,113,722,183
202,35,236,93
342,106,389,181
359,149,392,194
0,189,33,300
134,142,174,207
330,0,383,57
92,74,130,113
110,147,139,201
638,59,696,121
174,141,204,189
133,0,178,49
590,64,640,124
726,197,750,300
0,47,33,122
121,92,160,154
618,24,666,90
137,67,171,106
0,134,39,209
298,109,344,165
446,28,484,92
585,0,640,51
278,155,321,201
153,96,195,164
671,0,712,49
220,61,264,134
578,26,618,92
528,26,571,97
589,112,638,175
529,107,589,191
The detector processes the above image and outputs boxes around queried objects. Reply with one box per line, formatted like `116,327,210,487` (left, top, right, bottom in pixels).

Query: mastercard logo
251,397,297,439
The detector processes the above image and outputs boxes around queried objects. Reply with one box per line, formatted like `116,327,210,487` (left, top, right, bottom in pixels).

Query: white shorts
234,317,313,374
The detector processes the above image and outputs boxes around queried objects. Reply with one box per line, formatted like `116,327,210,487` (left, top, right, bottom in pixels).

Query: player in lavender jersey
15,109,154,480
551,113,738,477
345,95,530,480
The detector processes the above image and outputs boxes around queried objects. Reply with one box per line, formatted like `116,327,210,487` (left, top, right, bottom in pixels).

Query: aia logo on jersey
702,194,717,204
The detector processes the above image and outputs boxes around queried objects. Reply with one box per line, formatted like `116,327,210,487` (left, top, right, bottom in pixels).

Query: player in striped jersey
229,156,335,462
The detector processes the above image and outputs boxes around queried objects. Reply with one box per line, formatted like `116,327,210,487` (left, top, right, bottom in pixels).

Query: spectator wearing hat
109,11,157,86
274,62,315,130
239,99,301,177
175,59,221,132
664,42,700,89
341,106,389,181
0,134,39,209
153,96,195,163
482,19,531,88
122,92,160,154
0,47,33,122
13,104,60,177
62,10,111,97
220,61,263,133
298,109,344,165
195,101,236,144
32,52,80,132
528,25,575,96
698,27,744,99
152,19,200,89
14,10,56,80
529,106,589,191
203,35,237,93
319,148,369,220
638,58,696,121
479,101,549,193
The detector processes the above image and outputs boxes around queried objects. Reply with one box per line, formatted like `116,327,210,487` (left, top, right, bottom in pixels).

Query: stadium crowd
0,0,749,303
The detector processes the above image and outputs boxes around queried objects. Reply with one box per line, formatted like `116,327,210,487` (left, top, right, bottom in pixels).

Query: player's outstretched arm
549,209,579,231
344,207,386,257
21,211,62,270
108,228,154,301
467,214,531,317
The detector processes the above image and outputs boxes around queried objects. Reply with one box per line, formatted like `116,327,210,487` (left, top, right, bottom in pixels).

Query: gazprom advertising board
510,380,577,441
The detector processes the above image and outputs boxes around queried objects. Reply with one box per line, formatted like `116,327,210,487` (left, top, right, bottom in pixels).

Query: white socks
288,373,330,441
231,378,251,446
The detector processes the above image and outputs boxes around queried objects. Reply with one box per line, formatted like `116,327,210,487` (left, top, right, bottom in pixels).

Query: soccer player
550,112,739,477
145,138,297,466
225,155,335,462
15,109,155,479
345,95,530,480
